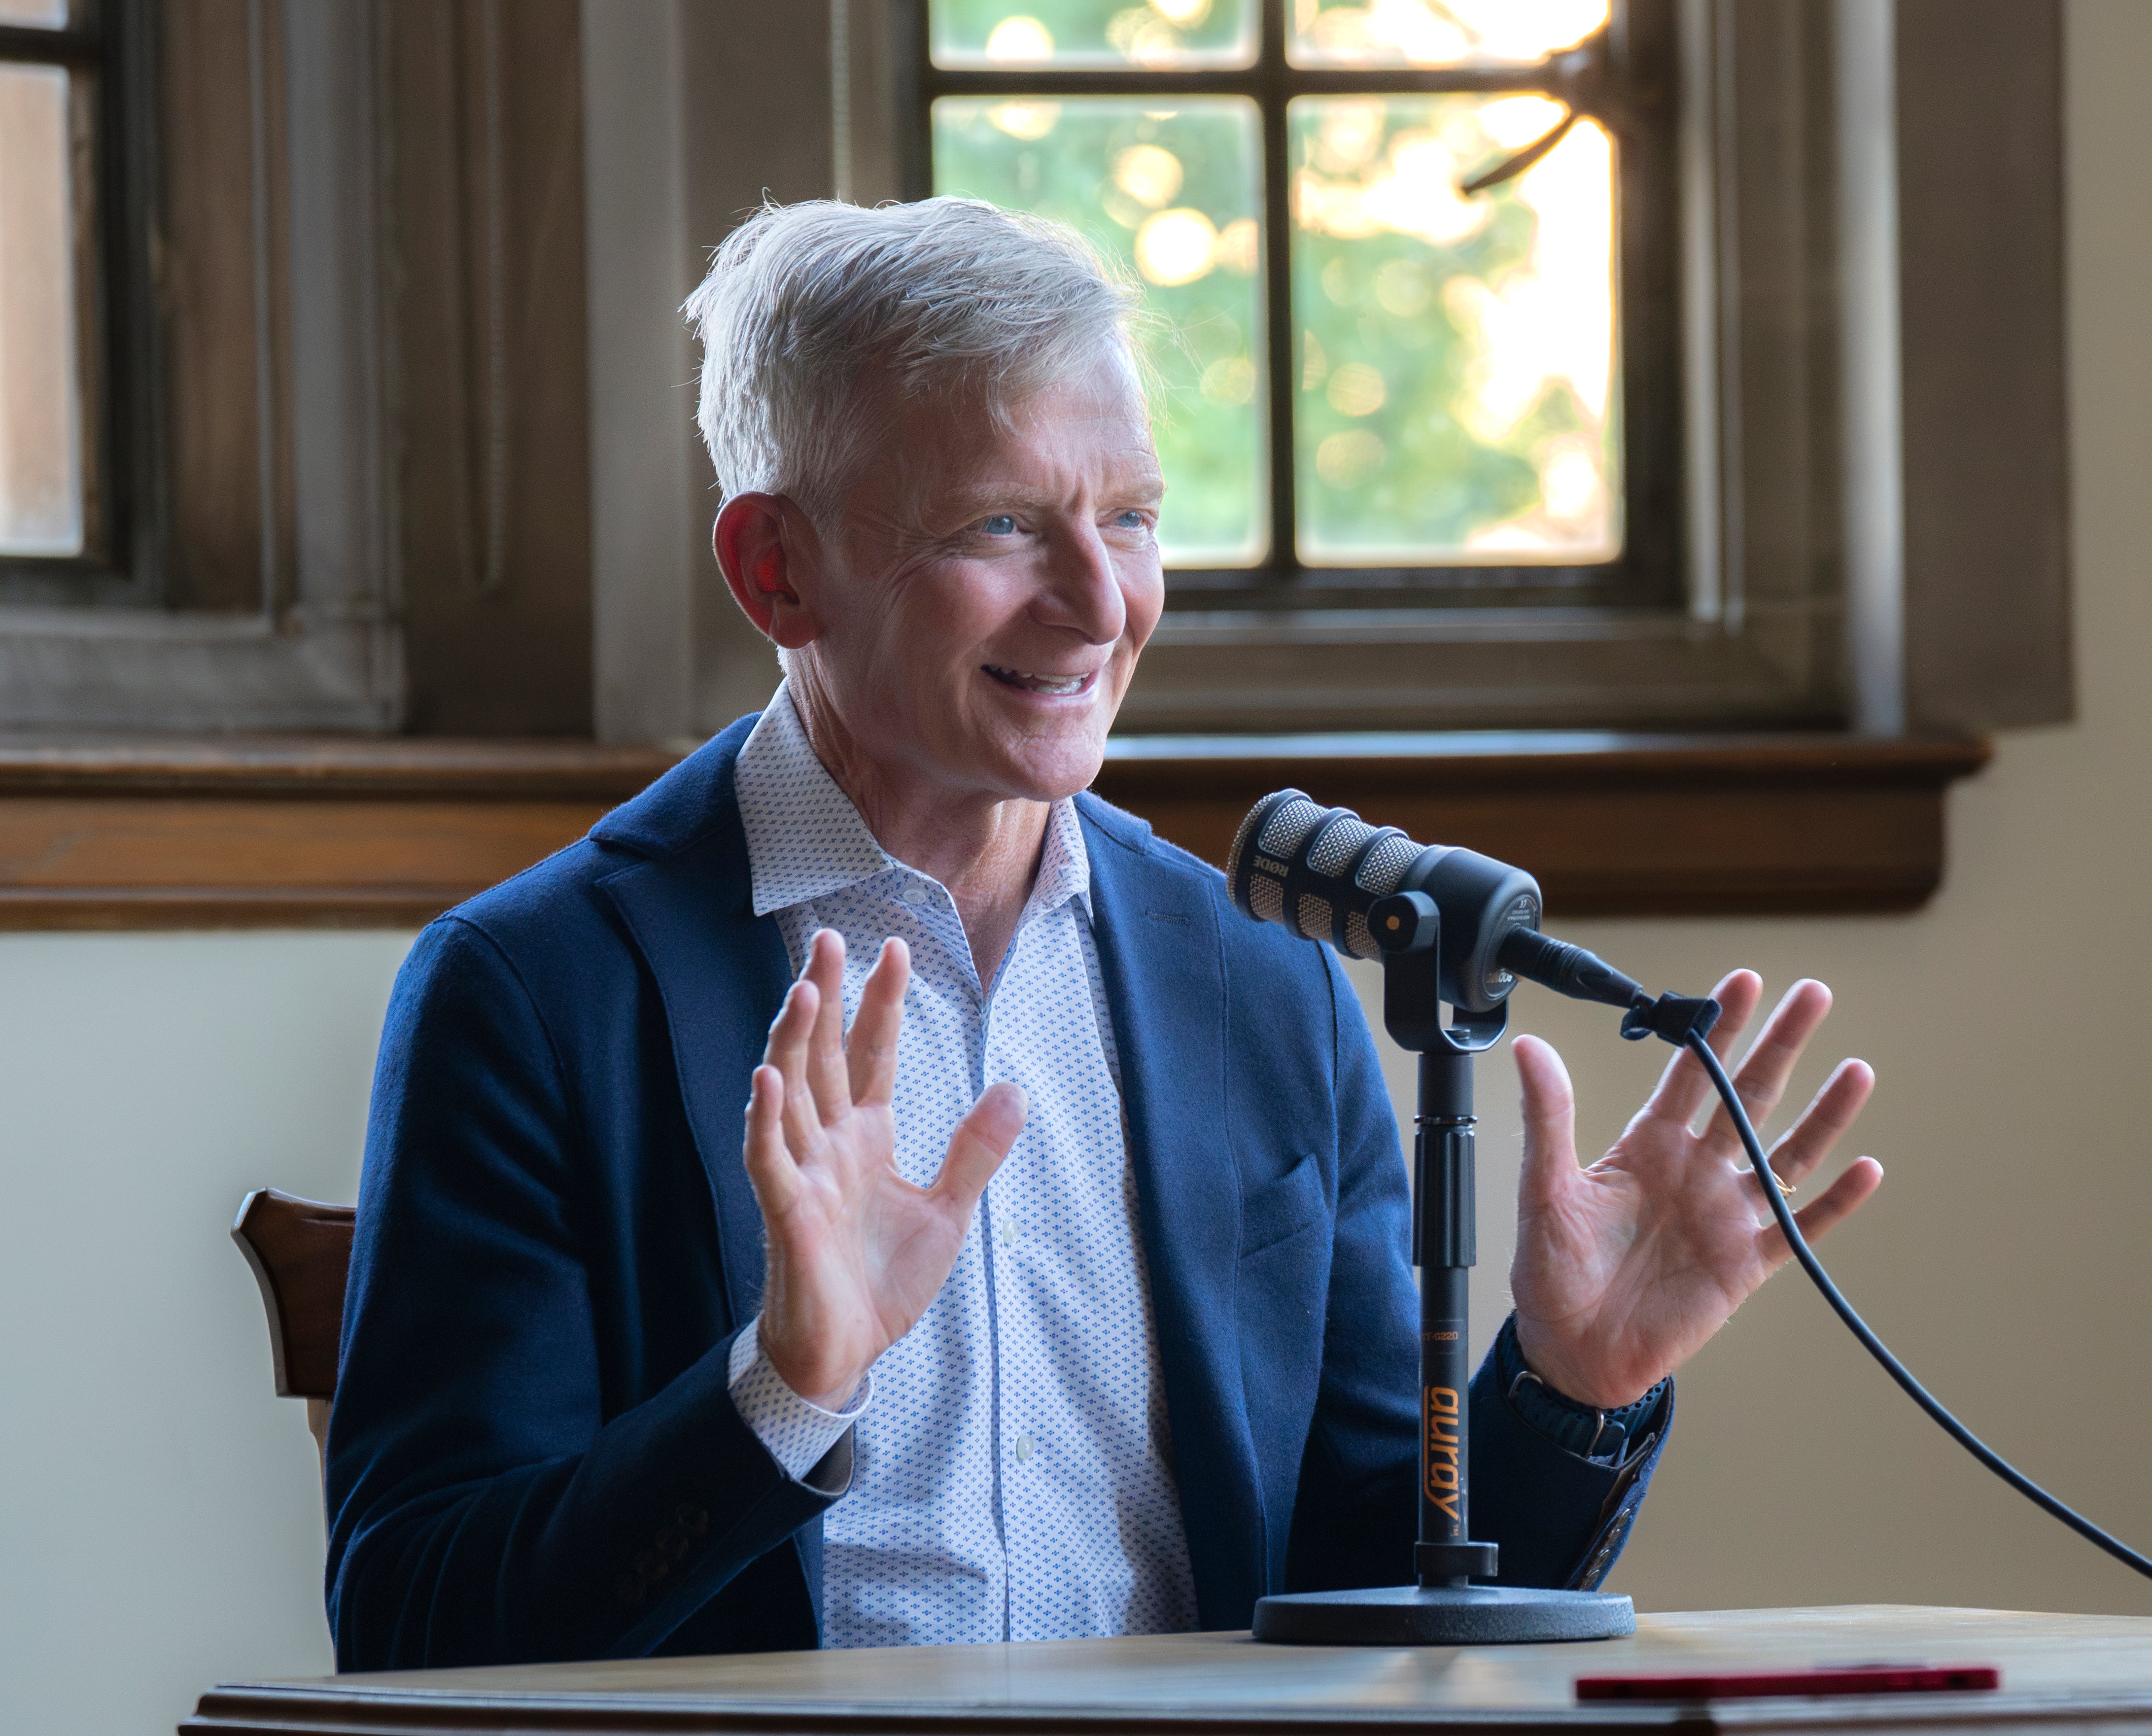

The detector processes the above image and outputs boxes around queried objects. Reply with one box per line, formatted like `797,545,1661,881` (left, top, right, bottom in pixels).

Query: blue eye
981,514,1018,535
1115,511,1148,528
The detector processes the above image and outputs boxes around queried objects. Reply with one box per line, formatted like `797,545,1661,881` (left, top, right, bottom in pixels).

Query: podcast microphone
1228,787,2152,1599
1226,789,1647,1017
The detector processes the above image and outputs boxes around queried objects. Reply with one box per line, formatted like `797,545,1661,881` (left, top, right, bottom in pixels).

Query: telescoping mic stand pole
1251,891,1635,1645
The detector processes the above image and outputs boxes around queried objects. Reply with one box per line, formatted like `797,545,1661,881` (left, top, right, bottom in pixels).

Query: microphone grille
1354,831,1420,896
1344,909,1378,960
1295,892,1334,942
1248,874,1285,926
1306,813,1378,877
1256,796,1327,861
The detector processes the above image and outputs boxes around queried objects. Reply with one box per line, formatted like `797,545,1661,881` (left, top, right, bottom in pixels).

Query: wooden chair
232,1188,357,1464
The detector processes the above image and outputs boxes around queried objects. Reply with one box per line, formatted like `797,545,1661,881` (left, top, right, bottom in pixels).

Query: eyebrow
940,472,1167,518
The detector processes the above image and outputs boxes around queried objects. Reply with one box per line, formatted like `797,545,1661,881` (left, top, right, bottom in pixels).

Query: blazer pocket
1238,1152,1326,1257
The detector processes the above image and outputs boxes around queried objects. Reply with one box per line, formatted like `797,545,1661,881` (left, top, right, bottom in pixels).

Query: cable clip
1620,993,1722,1047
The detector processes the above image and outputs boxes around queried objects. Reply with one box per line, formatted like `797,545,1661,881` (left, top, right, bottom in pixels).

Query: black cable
1683,1030,2152,1583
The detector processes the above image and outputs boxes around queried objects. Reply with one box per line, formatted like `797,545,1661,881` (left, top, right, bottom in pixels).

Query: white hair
683,197,1145,523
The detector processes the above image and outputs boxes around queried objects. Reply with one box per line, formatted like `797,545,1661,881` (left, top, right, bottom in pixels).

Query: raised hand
744,929,1026,1410
1509,972,1885,1409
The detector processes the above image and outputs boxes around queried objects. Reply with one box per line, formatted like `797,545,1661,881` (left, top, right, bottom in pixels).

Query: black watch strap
1493,1314,1667,1465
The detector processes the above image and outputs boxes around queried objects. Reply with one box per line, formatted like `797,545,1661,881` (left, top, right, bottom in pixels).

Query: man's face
800,347,1166,806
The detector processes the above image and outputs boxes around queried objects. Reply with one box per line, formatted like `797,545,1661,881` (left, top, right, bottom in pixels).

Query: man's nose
1039,522,1129,645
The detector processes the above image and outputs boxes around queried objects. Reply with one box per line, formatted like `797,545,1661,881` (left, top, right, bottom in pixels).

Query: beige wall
0,5,2146,1729
0,933,406,1734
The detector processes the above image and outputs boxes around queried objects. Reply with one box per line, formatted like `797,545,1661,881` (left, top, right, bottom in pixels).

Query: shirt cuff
726,1317,872,1484
1494,1313,1668,1466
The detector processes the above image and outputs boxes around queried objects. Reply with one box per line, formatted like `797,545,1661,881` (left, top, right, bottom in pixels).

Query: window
920,0,1680,621
0,0,595,734
0,0,139,589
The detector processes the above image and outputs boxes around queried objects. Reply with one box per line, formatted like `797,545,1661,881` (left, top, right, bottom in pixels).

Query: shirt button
1013,1434,1034,1463
901,881,929,905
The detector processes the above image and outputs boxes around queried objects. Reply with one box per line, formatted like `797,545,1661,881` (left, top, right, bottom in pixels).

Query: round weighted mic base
1251,1584,1635,1646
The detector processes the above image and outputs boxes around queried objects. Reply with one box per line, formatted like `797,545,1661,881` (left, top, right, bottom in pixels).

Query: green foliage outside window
929,2,1621,571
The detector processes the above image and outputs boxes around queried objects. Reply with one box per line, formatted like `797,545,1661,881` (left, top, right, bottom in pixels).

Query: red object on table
1575,1665,2002,1702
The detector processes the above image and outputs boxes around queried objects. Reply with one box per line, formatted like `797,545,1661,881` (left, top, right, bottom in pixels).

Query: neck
790,675,1052,986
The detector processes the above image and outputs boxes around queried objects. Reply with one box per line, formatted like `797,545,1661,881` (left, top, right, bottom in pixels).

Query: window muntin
922,0,1656,595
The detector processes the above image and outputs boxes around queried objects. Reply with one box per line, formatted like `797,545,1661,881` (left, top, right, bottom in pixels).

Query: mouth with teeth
982,664,1097,698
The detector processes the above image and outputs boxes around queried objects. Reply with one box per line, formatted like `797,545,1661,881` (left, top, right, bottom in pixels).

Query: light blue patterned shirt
724,684,1200,1647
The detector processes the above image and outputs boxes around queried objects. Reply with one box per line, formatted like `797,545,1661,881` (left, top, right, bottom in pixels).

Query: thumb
931,1081,1026,1212
1514,1034,1579,1213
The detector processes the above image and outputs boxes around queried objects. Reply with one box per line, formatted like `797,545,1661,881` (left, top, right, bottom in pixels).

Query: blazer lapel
1081,802,1267,1629
598,781,793,1330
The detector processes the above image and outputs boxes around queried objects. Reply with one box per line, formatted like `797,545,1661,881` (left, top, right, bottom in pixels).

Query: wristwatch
1494,1314,1668,1465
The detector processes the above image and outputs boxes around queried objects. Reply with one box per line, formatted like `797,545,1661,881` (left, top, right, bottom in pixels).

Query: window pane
0,60,85,558
935,95,1268,567
0,1,71,26
1291,96,1619,566
1289,0,1607,68
931,1,1259,71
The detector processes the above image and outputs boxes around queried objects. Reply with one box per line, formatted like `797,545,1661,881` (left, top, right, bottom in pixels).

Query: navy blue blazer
325,717,1666,1671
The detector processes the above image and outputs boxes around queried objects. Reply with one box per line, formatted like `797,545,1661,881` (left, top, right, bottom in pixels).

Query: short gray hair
683,197,1143,522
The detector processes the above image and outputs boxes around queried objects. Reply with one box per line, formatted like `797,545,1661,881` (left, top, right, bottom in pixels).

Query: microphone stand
1251,895,1635,1645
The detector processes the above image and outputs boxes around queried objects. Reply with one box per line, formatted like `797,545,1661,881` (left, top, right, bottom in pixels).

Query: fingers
1643,970,1763,1126
848,937,909,1110
764,976,828,1159
802,930,852,1125
1513,1034,1580,1214
1701,979,1835,1150
1759,1155,1883,1268
932,1082,1027,1213
741,1064,804,1216
1751,1057,1874,1193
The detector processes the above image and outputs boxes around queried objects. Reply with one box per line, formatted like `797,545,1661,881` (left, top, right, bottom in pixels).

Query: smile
982,665,1095,697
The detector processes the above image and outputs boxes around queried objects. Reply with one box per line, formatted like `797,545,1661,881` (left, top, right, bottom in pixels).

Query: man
326,199,1880,1669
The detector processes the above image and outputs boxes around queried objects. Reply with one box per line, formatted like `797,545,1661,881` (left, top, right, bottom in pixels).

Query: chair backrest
232,1188,356,1462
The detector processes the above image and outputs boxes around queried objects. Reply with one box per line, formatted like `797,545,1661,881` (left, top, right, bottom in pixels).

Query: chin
987,734,1107,804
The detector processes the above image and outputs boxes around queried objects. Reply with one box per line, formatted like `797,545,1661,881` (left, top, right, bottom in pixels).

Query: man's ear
714,492,825,651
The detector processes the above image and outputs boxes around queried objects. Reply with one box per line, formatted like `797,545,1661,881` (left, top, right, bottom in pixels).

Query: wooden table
183,1606,2152,1736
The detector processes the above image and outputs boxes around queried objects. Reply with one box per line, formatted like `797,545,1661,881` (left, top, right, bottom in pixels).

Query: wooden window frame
904,0,1852,736
913,0,1685,623
0,0,2050,927
0,0,594,736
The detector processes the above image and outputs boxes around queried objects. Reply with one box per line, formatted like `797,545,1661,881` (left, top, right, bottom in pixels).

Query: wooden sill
0,736,683,931
0,731,1990,931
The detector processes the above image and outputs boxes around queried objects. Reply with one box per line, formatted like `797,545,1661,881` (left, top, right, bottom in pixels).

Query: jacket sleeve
1284,951,1669,1594
325,918,837,1670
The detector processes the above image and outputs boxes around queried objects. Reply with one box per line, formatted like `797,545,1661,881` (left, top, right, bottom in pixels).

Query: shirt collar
1029,786,1093,927
734,683,899,917
733,680,1095,926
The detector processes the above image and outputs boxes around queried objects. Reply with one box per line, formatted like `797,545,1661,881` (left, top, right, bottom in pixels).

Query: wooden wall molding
0,732,1987,931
